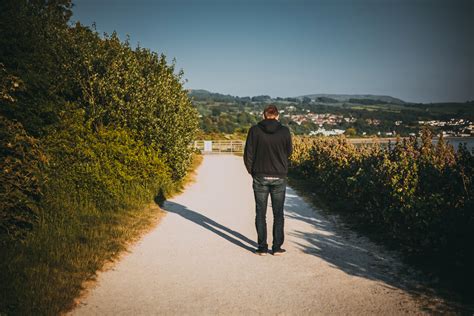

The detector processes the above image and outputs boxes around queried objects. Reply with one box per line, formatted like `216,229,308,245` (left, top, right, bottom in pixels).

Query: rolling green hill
188,89,408,105
298,93,406,105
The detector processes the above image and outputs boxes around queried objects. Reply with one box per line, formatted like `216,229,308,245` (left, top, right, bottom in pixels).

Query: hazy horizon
72,0,473,103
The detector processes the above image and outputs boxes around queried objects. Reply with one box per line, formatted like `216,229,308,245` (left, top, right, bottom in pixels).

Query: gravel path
72,155,442,315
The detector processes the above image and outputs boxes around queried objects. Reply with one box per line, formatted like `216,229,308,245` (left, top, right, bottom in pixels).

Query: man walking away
243,105,292,256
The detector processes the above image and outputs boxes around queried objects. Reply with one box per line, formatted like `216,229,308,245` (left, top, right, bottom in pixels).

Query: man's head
263,104,279,120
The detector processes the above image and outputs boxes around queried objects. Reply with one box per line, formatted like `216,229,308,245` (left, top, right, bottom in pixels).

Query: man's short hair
264,104,279,119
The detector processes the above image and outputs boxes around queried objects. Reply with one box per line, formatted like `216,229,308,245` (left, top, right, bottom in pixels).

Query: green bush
66,26,198,180
0,0,198,239
0,1,200,313
290,132,474,266
0,116,44,240
43,107,173,213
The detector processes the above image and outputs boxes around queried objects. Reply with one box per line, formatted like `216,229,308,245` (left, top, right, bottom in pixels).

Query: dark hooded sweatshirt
243,119,293,178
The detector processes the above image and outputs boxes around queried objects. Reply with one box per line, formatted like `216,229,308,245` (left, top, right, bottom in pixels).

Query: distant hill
188,89,211,95
188,89,238,102
298,94,406,105
188,89,407,105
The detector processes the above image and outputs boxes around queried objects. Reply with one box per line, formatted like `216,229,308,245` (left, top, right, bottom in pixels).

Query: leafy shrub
0,1,200,313
0,116,45,240
43,107,173,212
66,26,198,180
290,132,474,266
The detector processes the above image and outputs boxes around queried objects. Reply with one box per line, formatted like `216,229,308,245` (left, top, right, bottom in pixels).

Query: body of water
350,137,474,154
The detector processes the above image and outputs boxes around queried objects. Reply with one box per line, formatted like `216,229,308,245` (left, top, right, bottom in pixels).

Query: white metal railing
193,140,245,154
193,137,473,155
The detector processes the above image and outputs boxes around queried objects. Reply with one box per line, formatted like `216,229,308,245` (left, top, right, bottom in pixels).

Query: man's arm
243,127,255,175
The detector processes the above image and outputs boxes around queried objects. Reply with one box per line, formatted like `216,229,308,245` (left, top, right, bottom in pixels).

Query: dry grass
0,154,204,316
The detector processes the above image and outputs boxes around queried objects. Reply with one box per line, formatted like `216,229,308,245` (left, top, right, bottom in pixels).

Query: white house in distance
309,128,345,136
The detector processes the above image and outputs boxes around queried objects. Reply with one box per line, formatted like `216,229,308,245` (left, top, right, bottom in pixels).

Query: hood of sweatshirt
257,119,283,134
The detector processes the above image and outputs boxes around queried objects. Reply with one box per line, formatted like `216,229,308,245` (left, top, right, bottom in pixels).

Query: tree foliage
1,1,198,313
0,116,44,240
0,0,198,237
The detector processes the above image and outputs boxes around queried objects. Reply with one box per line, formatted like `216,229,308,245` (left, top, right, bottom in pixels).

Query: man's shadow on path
283,186,465,314
153,187,467,313
156,199,258,253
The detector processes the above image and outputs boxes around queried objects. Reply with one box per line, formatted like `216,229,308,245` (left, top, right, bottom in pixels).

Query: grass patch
0,153,203,315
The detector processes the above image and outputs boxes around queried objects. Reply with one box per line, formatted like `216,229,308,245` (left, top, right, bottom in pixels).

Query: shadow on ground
154,188,469,313
283,186,466,314
158,200,258,253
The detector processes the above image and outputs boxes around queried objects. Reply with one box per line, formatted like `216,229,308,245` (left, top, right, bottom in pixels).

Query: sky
71,0,473,103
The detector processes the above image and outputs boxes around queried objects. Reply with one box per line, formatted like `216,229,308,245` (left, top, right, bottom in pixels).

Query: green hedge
0,0,198,242
290,132,474,267
0,1,199,313
43,108,173,213
0,116,44,240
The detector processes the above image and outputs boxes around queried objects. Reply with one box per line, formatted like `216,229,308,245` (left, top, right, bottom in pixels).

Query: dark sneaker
272,248,286,256
255,248,268,256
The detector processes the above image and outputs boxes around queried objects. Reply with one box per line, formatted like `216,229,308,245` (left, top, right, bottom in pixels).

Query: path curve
72,155,441,315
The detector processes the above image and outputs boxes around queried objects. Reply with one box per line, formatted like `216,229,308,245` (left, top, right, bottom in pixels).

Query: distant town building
309,128,345,136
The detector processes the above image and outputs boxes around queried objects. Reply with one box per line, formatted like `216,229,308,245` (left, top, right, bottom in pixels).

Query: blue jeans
252,175,286,251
